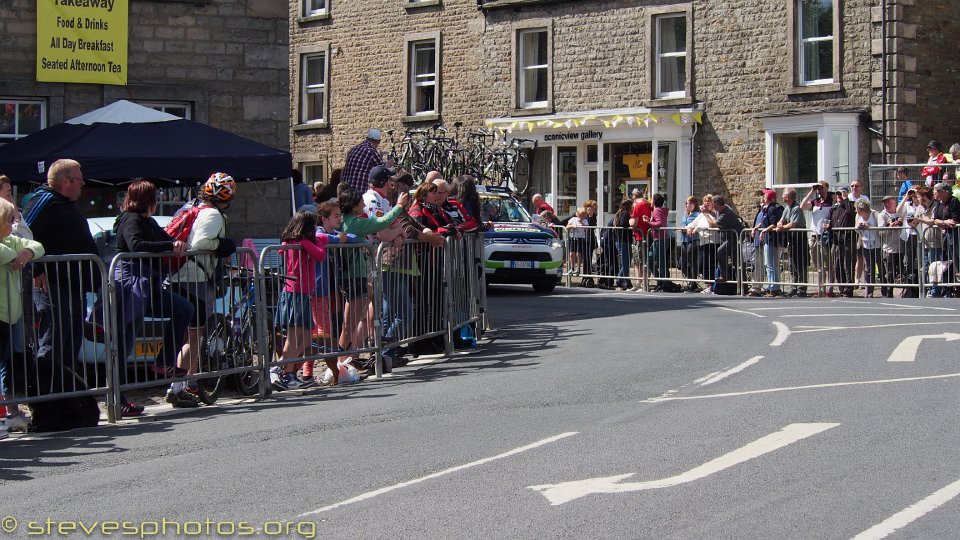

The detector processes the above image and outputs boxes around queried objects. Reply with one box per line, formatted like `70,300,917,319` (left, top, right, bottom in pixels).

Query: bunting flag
692,112,703,124
671,113,682,125
484,110,698,131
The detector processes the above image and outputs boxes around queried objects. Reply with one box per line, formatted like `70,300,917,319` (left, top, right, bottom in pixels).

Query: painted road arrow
886,333,960,362
528,423,838,506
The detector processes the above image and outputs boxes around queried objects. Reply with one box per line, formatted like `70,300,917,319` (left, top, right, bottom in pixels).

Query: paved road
2,287,960,539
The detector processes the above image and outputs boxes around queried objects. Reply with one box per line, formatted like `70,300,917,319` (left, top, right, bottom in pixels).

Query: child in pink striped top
270,210,329,391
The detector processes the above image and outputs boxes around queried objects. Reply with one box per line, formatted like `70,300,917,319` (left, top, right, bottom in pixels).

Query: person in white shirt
855,200,880,297
876,195,903,297
896,186,921,293
800,181,833,296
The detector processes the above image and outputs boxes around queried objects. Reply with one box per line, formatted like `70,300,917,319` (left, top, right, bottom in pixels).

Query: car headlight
551,239,563,249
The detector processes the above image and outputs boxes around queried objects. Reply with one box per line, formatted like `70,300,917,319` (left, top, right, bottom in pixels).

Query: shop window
0,98,45,142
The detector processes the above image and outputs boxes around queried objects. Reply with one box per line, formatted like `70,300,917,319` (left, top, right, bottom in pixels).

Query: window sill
648,96,692,108
480,0,577,10
511,106,553,117
787,83,842,96
404,0,441,10
293,121,328,131
298,12,330,24
403,113,440,123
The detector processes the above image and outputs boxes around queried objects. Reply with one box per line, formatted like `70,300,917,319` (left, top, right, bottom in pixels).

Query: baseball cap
762,189,777,198
368,165,392,185
927,140,942,151
934,182,950,192
367,128,382,141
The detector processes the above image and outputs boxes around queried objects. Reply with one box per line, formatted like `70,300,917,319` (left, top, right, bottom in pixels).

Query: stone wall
0,0,291,239
290,0,956,212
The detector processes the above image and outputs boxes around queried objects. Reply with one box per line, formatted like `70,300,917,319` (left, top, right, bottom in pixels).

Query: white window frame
0,98,46,141
138,101,192,120
408,39,438,116
299,50,329,126
301,162,325,187
518,28,549,109
655,14,688,99
763,112,860,189
301,0,327,19
797,0,835,86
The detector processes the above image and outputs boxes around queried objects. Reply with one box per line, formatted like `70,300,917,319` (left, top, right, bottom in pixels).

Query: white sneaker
701,287,715,295
4,414,30,431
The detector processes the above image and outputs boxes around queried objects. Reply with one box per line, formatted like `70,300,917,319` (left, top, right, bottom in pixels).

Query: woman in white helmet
166,172,238,407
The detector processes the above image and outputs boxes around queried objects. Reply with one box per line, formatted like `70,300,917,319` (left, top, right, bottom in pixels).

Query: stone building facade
1,0,291,238
289,0,957,220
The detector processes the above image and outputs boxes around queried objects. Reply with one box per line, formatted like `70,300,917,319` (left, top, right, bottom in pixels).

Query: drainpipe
881,0,888,163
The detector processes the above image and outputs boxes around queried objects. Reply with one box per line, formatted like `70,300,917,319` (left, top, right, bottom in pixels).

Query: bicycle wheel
196,314,230,404
232,319,262,396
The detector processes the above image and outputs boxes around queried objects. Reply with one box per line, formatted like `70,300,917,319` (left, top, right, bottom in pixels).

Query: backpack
163,200,212,273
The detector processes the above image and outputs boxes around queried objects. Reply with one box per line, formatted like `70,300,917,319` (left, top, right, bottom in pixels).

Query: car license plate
512,261,533,269
134,340,163,357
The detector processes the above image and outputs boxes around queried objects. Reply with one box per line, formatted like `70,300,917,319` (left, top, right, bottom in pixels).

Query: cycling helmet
203,172,236,201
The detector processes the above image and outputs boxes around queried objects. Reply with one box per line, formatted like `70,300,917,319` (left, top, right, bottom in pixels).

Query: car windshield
481,196,532,223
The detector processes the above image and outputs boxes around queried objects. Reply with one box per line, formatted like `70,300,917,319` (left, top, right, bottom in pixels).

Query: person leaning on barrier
826,187,856,297
166,172,238,408
112,180,195,417
748,189,784,297
922,140,947,187
800,181,833,297
22,159,100,393
339,187,410,369
877,195,904,298
707,196,744,288
896,186,921,294
776,188,808,297
0,197,44,430
679,195,700,292
907,187,941,297
854,200,881,297
931,182,960,297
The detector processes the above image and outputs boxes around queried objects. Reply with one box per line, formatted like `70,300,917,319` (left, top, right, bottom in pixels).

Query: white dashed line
852,478,960,539
700,356,764,386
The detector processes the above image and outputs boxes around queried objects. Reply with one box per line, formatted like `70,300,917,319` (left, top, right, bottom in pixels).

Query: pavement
2,285,960,539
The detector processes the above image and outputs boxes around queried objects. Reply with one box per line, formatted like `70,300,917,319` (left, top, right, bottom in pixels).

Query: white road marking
852,478,960,540
700,356,764,386
693,372,722,384
528,423,838,505
792,322,960,333
749,305,943,311
886,333,960,362
875,302,955,311
299,431,578,516
717,307,765,318
643,372,960,403
771,321,791,346
782,314,960,318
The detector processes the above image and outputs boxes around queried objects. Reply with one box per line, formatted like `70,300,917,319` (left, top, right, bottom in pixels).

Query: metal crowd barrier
0,254,116,422
921,225,959,297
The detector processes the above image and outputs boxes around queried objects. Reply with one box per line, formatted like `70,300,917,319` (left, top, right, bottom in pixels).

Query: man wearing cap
343,129,389,194
705,195,744,289
922,140,947,187
877,195,904,297
748,189,784,296
932,182,960,295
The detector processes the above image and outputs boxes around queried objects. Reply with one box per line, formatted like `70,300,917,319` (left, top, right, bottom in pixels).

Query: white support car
480,188,564,293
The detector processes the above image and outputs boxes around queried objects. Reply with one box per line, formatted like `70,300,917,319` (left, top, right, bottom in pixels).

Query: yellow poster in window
36,0,128,85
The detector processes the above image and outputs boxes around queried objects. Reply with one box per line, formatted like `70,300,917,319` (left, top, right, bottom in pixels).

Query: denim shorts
274,291,314,329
